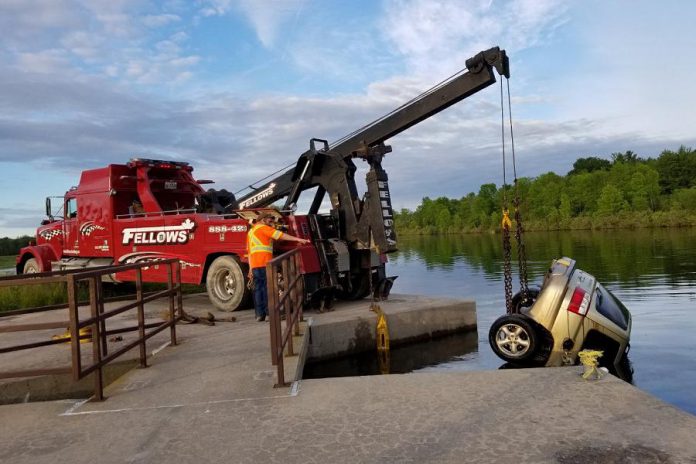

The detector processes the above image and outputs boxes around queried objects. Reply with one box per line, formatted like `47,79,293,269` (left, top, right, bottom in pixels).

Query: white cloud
198,0,234,17
142,13,182,28
61,31,104,60
200,0,306,48
382,0,568,76
2,0,696,238
15,50,72,74
1,0,198,87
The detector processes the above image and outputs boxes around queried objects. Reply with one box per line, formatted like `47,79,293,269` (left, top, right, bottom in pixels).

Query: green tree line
395,146,696,233
0,236,34,256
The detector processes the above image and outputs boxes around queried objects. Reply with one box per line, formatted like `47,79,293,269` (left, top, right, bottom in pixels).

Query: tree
655,146,696,194
0,236,34,256
596,184,627,216
526,172,563,220
559,193,572,220
611,150,641,164
671,187,696,213
473,184,498,228
566,171,608,215
568,156,611,175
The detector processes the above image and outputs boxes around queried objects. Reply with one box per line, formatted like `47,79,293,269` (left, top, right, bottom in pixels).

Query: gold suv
489,257,632,370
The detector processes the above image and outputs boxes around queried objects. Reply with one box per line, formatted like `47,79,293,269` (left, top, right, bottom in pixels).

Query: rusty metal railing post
291,254,301,336
176,262,183,322
67,274,82,381
135,268,147,368
267,262,279,367
97,277,108,357
167,262,177,346
298,253,304,324
89,276,104,401
265,249,306,388
282,259,294,357
0,258,184,401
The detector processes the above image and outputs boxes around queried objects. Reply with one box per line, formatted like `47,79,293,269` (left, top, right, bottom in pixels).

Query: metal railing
115,208,197,219
0,259,182,401
266,248,304,388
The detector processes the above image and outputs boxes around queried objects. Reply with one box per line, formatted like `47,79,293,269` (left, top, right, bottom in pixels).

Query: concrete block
307,294,476,361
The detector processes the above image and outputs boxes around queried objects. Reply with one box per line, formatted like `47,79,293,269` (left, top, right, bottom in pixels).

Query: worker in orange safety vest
247,212,310,321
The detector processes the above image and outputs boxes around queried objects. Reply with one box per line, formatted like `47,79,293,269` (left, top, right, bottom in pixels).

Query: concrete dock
1,294,695,463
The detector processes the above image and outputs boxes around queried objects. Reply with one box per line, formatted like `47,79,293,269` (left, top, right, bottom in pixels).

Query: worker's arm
278,233,310,245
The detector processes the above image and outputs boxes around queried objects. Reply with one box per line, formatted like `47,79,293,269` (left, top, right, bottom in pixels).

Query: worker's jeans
252,267,268,319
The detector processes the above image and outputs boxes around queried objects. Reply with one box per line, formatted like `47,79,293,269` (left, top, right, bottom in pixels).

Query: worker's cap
256,212,276,221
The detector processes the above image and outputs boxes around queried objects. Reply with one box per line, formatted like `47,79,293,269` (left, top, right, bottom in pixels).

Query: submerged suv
489,257,631,370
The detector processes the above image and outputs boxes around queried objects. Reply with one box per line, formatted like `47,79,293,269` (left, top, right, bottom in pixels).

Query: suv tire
489,314,539,363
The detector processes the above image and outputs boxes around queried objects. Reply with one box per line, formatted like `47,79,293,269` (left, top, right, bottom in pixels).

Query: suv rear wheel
489,314,539,363
511,287,540,313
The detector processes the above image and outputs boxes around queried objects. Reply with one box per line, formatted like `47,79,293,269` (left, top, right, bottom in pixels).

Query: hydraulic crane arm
329,46,509,157
236,46,509,253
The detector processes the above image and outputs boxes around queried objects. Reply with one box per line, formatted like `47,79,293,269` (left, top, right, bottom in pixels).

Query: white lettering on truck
239,183,276,209
122,219,196,245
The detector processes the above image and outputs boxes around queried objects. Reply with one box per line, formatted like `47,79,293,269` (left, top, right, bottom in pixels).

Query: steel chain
513,192,529,300
502,221,513,313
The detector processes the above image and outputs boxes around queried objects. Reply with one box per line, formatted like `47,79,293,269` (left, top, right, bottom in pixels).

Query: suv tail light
567,287,590,316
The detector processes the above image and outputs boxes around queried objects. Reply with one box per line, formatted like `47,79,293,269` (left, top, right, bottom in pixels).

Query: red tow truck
17,47,510,311
17,158,319,310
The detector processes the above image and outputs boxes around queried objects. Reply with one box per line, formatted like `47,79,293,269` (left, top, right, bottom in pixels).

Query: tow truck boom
236,47,509,257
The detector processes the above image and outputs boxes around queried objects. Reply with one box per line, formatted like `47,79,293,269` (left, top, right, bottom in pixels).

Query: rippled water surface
307,229,696,415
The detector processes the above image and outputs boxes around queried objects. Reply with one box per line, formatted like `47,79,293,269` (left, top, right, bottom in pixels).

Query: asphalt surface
1,294,695,463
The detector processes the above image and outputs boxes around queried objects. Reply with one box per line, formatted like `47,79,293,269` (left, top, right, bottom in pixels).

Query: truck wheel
206,256,247,312
337,270,371,300
23,258,40,274
489,314,539,364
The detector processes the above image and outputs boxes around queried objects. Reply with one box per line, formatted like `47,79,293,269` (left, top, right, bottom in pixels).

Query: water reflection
303,331,479,379
303,230,696,415
390,229,696,415
396,228,696,288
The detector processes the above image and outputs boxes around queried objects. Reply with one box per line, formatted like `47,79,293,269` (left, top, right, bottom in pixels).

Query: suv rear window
594,284,630,330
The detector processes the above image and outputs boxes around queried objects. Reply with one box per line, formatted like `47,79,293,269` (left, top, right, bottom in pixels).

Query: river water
306,228,696,415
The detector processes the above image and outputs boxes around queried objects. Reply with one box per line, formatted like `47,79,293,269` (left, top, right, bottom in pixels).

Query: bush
0,283,70,312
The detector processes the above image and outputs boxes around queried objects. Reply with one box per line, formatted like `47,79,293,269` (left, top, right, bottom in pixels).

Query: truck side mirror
45,197,52,219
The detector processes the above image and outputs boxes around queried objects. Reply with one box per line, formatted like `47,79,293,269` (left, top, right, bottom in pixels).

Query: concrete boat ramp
1,294,695,463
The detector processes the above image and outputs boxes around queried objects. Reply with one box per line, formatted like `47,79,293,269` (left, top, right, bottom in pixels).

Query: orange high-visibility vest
247,223,284,269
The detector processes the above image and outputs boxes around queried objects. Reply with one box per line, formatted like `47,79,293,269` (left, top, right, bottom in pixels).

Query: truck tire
23,258,40,274
336,270,371,300
206,255,247,312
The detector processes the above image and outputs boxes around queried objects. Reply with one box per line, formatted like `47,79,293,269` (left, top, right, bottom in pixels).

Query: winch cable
499,77,529,314
506,79,530,302
500,79,514,314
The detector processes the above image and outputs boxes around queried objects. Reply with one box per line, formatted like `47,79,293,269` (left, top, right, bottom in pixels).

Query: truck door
63,197,80,256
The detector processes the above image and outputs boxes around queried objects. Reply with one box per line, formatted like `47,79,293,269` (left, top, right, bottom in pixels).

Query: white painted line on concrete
151,341,171,357
60,392,298,417
61,398,91,416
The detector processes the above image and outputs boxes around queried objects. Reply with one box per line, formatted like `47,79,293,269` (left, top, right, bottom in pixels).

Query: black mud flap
373,276,397,301
310,286,335,311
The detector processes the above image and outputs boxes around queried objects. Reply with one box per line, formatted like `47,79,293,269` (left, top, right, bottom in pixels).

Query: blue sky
1,0,695,238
